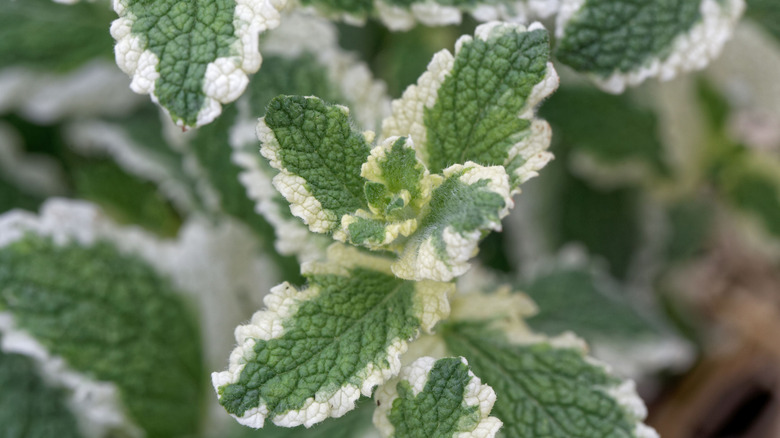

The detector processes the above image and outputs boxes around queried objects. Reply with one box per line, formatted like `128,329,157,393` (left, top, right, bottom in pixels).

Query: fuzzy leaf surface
382,22,557,190
213,246,452,428
373,356,501,438
391,162,513,282
260,95,372,233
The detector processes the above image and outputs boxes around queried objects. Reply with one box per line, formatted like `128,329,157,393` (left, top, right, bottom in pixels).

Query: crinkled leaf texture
373,356,502,438
381,21,557,188
442,322,659,438
256,22,556,281
212,244,453,428
556,0,745,93
224,13,390,262
111,0,286,128
0,207,204,437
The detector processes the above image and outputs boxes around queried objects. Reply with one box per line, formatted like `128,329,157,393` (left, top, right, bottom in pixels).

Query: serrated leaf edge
230,15,389,261
499,330,660,438
212,244,453,428
392,162,514,282
373,356,503,438
379,21,557,192
110,0,287,127
257,112,343,233
0,198,279,371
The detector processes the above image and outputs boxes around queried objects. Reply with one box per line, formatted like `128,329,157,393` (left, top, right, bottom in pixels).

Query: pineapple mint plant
5,0,780,437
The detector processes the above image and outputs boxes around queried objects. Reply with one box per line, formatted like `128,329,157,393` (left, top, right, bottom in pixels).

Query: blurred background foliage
1,0,780,436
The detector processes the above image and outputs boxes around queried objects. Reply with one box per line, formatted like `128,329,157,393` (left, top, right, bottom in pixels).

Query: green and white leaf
228,399,378,438
373,356,502,438
0,205,205,437
231,13,389,261
212,244,453,428
0,197,280,377
539,85,671,186
391,162,513,282
381,21,557,192
556,0,745,93
334,136,440,250
259,95,374,234
260,94,514,281
0,347,82,438
0,312,144,438
255,23,552,280
110,0,286,128
442,323,659,438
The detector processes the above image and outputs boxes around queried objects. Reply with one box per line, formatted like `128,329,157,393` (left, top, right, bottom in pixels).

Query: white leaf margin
230,13,390,261
379,21,557,192
211,243,453,429
0,313,145,438
0,61,142,124
0,198,280,430
473,330,660,438
556,0,746,93
63,118,204,214
373,356,503,438
110,0,287,127
521,245,695,379
392,162,514,282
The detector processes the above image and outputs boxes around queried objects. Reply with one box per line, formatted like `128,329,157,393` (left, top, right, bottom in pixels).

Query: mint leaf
556,0,744,92
230,15,390,262
374,356,502,438
393,162,513,281
443,323,658,438
213,245,452,428
382,22,557,191
260,95,373,233
65,108,205,215
0,235,204,438
111,0,285,127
